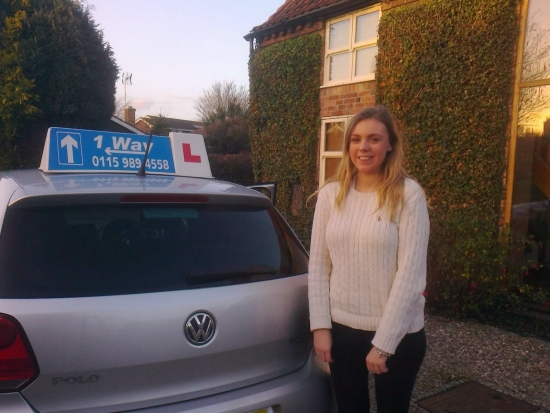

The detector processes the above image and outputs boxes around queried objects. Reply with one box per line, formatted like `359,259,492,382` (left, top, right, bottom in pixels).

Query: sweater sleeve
371,181,429,354
308,185,334,331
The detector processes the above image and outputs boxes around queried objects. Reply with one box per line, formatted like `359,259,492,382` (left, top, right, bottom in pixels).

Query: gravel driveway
323,313,550,412
408,314,550,412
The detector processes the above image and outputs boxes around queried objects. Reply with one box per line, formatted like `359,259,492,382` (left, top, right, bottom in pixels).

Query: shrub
203,117,250,155
374,0,549,318
249,33,323,247
208,153,254,185
426,213,548,318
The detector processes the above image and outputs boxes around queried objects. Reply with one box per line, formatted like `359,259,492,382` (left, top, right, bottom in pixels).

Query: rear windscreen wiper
187,265,277,284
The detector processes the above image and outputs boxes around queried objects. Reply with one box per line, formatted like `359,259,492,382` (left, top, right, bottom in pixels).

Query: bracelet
374,346,392,359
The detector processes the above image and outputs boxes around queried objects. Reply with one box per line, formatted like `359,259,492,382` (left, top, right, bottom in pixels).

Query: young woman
308,105,429,413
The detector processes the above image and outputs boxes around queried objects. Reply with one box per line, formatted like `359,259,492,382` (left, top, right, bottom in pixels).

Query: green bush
208,153,254,185
204,117,250,155
0,0,118,169
374,0,547,316
249,34,323,247
425,214,546,317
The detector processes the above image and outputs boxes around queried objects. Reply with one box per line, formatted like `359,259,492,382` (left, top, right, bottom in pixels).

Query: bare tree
194,80,248,125
522,20,550,82
519,19,550,126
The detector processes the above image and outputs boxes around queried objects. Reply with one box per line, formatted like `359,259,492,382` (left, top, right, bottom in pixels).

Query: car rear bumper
0,393,36,413
3,351,333,413
124,350,333,413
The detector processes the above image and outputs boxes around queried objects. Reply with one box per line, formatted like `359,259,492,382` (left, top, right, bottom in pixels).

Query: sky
89,0,283,122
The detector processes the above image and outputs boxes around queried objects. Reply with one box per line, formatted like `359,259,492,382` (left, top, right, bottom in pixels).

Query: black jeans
329,322,426,413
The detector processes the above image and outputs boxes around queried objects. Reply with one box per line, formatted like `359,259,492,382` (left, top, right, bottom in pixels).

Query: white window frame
320,116,351,185
323,5,381,87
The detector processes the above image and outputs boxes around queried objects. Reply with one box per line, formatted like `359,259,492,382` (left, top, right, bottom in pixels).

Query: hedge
249,33,323,247
208,153,254,185
376,0,533,316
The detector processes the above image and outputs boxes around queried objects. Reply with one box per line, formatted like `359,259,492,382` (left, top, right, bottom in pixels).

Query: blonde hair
312,105,410,221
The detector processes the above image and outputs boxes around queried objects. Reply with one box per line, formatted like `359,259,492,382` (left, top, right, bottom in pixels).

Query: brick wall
320,81,376,118
124,106,136,125
134,119,151,134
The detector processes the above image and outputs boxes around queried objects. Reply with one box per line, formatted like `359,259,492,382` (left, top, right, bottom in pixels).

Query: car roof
0,169,266,206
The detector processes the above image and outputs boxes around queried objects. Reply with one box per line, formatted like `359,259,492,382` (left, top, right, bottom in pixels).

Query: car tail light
0,314,39,392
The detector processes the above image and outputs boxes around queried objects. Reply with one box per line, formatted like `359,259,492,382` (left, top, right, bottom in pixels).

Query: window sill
320,77,375,89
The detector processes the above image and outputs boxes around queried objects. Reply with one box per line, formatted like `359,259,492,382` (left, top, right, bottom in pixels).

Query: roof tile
253,0,344,31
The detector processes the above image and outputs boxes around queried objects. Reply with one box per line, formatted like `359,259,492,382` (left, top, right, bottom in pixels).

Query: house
134,115,204,135
245,0,387,184
108,115,144,135
245,0,550,283
117,105,203,135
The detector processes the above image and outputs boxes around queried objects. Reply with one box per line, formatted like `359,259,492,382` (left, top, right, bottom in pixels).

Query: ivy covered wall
249,34,323,247
378,0,519,220
377,0,523,314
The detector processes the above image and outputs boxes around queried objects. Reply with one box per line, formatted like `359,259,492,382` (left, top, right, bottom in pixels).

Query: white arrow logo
60,135,78,164
105,147,145,156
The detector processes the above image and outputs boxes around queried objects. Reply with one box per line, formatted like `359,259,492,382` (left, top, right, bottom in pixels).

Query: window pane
355,11,379,43
521,0,550,82
329,19,350,50
325,158,341,182
325,121,345,151
355,46,378,77
329,52,350,81
511,85,550,268
0,204,308,298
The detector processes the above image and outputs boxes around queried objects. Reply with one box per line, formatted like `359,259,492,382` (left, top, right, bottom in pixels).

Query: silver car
0,134,332,412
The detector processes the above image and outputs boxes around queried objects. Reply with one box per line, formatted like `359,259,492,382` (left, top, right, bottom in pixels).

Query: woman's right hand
313,329,333,362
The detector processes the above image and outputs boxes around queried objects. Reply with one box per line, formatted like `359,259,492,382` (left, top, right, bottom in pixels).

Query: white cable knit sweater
308,178,430,354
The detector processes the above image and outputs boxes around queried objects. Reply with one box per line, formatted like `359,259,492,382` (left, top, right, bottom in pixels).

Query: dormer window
324,6,380,86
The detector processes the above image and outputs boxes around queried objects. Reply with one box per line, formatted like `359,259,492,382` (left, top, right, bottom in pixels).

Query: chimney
124,106,136,124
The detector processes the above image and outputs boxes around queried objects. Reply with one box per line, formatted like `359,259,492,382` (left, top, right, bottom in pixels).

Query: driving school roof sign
39,127,212,179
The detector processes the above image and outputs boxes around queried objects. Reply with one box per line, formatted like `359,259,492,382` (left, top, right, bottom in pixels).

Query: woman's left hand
366,347,389,374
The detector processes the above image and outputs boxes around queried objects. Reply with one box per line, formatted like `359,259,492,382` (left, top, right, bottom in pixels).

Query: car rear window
0,203,308,298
